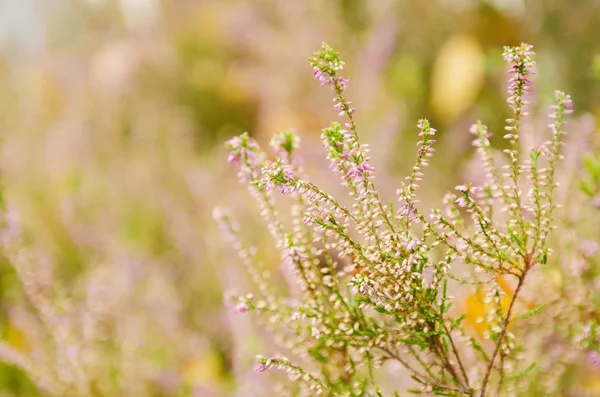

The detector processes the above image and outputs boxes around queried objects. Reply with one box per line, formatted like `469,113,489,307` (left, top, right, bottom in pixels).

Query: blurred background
0,0,599,396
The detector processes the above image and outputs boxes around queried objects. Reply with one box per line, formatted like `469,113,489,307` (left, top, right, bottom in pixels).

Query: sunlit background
0,0,599,395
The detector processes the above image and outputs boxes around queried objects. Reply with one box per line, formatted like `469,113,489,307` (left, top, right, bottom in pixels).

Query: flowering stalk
502,44,535,246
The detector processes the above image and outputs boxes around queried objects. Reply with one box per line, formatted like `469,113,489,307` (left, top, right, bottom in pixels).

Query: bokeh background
0,0,599,396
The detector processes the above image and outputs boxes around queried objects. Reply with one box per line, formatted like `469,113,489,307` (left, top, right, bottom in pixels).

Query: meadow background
0,0,599,396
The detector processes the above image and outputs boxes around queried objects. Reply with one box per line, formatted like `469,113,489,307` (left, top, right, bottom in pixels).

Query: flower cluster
218,42,575,396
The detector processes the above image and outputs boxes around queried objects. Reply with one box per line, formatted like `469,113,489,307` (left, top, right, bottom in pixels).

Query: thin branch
479,272,527,396
442,320,471,391
496,353,505,396
379,346,468,394
431,336,469,393
408,345,437,380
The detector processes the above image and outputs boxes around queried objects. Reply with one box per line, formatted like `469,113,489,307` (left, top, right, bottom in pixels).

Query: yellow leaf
464,276,537,337
6,323,29,353
430,34,484,123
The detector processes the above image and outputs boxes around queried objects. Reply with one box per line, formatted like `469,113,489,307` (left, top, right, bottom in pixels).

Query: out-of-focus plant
217,42,582,396
0,41,239,393
579,154,600,208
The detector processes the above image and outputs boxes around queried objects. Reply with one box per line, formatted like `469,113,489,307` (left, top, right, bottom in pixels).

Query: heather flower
580,239,599,257
225,132,265,184
261,159,296,194
587,350,600,370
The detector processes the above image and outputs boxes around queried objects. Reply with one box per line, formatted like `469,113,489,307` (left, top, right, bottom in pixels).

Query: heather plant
0,79,234,395
217,43,575,396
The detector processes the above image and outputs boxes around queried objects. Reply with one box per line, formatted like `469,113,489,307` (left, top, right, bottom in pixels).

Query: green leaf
308,347,329,363
529,150,540,162
515,304,546,320
374,305,392,315
452,314,467,330
399,336,428,349
488,324,499,343
541,248,548,265
579,180,596,197
583,154,600,179
506,362,536,381
441,279,448,313
470,337,489,361
508,230,524,248
442,335,449,351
